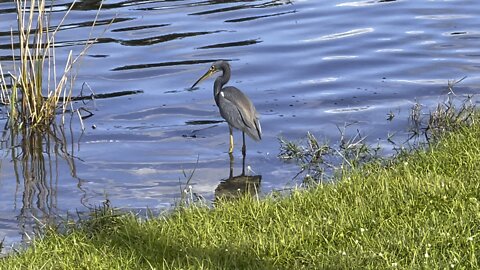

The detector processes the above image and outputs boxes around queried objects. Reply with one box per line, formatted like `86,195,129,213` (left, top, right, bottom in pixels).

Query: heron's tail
245,118,261,141
255,118,262,140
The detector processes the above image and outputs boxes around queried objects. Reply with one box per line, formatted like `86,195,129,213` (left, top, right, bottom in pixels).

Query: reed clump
0,0,95,129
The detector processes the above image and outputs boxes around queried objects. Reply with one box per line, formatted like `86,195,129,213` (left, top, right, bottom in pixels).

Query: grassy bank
1,120,480,269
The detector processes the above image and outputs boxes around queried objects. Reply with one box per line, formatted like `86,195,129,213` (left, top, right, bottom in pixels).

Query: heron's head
191,61,228,89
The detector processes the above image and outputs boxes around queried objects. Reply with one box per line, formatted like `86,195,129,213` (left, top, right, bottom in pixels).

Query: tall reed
0,0,96,129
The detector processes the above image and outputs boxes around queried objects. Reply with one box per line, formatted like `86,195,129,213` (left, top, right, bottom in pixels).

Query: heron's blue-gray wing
217,86,261,141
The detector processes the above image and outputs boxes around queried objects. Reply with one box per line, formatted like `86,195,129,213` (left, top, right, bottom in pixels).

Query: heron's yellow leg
229,126,234,154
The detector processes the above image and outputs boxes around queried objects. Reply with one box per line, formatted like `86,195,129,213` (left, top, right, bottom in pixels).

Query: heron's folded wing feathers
219,87,261,141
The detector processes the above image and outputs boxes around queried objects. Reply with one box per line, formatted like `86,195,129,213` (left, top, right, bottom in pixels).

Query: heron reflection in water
215,150,262,200
191,60,262,155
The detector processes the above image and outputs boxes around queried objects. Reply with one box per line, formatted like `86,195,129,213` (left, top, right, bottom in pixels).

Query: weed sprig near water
1,112,480,268
280,92,478,186
279,127,381,185
409,93,476,144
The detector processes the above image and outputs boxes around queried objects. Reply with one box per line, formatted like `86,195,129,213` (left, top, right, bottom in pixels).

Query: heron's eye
210,66,215,71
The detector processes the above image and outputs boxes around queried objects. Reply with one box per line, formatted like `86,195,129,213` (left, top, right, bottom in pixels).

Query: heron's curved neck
214,63,231,97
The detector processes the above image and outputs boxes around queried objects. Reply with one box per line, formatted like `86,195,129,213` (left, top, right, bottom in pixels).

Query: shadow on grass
121,225,274,269
67,203,277,269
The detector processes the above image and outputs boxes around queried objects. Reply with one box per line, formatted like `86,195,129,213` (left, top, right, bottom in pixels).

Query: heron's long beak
191,69,215,89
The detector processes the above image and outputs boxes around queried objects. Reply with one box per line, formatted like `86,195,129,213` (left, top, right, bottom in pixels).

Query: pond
0,0,479,253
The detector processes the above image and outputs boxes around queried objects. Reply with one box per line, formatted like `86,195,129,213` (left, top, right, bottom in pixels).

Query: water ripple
303,28,374,42
336,0,397,7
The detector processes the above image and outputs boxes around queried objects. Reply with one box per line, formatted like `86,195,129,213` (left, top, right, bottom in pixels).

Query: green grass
1,120,480,269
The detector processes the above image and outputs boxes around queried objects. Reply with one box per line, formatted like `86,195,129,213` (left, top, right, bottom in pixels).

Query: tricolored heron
191,60,262,155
